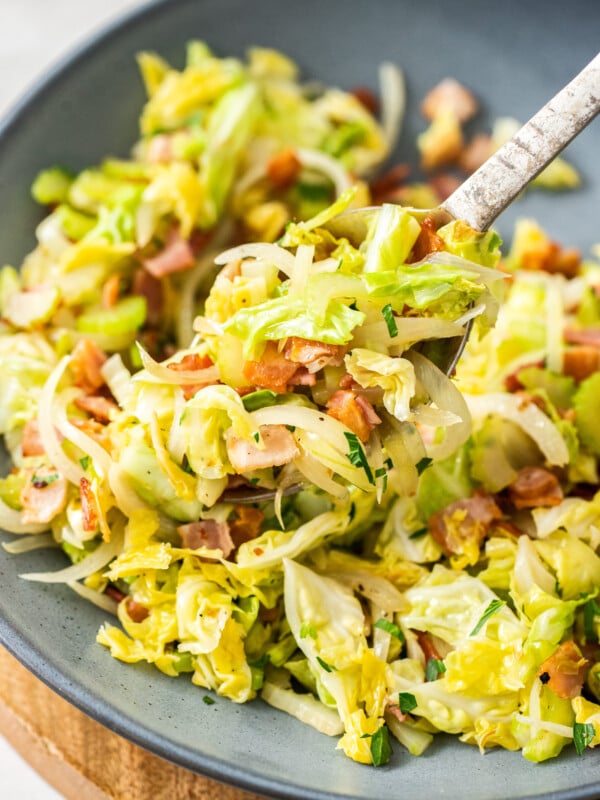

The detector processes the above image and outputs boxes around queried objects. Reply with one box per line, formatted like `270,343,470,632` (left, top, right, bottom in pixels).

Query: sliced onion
406,351,471,461
514,714,573,739
2,532,56,553
379,62,406,155
261,681,343,737
192,316,225,337
101,354,132,409
545,274,565,374
37,356,85,485
0,496,49,535
292,449,348,499
20,526,124,583
323,569,406,612
423,252,506,284
108,463,150,517
296,147,352,197
177,250,221,349
214,243,296,277
55,388,112,479
352,318,465,352
134,344,219,386
167,387,187,465
465,392,569,466
67,580,119,615
252,405,351,453
289,244,314,299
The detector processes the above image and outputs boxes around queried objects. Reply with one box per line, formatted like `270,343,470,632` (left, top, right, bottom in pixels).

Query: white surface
0,2,148,797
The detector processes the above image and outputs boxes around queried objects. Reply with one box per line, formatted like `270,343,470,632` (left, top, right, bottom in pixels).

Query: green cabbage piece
437,220,502,268
362,204,421,273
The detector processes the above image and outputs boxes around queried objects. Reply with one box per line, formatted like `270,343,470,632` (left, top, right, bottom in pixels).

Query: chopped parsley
361,725,392,767
202,695,216,706
248,654,270,669
31,472,60,489
415,457,433,475
373,618,405,643
381,303,398,337
252,431,260,443
316,656,336,673
573,721,595,755
583,598,600,643
79,456,91,470
408,527,428,540
398,692,417,714
344,432,374,485
425,658,446,682
469,599,506,637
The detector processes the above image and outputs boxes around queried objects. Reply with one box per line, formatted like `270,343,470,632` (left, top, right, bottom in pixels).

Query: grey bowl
0,2,599,799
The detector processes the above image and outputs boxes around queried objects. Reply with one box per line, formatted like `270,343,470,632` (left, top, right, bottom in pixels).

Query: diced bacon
229,505,265,548
417,631,443,664
326,389,380,443
370,163,411,205
508,466,563,509
70,339,107,395
142,229,196,278
428,172,462,201
339,372,358,390
537,641,589,699
101,274,121,309
20,466,68,525
386,703,408,723
147,134,174,163
226,424,299,473
79,476,99,532
409,217,446,263
290,367,317,387
74,394,118,424
243,341,300,393
177,519,234,559
132,268,164,328
125,598,150,623
458,133,493,174
105,584,126,603
562,346,600,382
167,353,214,372
503,360,544,393
267,148,302,189
258,604,281,624
520,240,581,278
21,418,45,457
283,337,346,371
429,490,503,558
351,86,380,115
69,417,111,450
421,78,478,123
564,328,600,348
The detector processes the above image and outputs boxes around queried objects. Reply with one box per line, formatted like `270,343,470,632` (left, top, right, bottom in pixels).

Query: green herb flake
31,472,60,489
242,389,278,412
316,656,336,673
469,599,506,637
364,725,392,767
252,431,260,443
584,598,600,644
408,527,428,540
248,477,260,486
425,658,446,682
300,622,318,640
344,431,374,485
285,424,296,433
398,692,418,714
573,721,595,755
416,457,433,475
381,303,398,338
202,695,216,706
373,618,405,643
248,654,270,669
79,456,91,470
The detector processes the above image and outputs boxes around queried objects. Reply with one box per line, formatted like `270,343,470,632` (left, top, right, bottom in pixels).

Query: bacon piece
429,491,503,558
503,360,545,393
229,505,265,548
562,346,600,382
242,341,300,393
74,394,118,424
409,217,446,263
267,148,302,189
147,134,174,163
428,172,462,201
70,417,111,449
520,240,581,278
508,466,563,509
351,87,379,115
177,519,234,559
132,268,164,328
537,641,589,699
458,133,492,174
564,328,600,348
339,372,358,390
20,466,68,525
421,78,478,123
21,418,45,457
283,337,346,371
289,367,317,387
79,476,99,532
326,389,380,443
370,163,411,205
386,703,408,723
70,339,107,395
142,229,196,278
102,274,120,309
125,598,150,623
226,424,299,473
105,584,126,603
167,352,215,399
417,631,443,664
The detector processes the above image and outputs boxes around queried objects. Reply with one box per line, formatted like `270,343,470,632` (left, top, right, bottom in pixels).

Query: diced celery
55,204,96,241
31,166,73,205
76,296,147,335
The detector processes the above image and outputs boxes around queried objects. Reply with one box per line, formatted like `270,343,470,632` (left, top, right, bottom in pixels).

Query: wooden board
0,646,265,800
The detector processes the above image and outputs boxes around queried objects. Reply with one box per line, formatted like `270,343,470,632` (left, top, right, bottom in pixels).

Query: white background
0,2,147,797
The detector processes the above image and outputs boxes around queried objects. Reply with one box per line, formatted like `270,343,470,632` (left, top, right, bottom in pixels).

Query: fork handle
441,52,600,231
